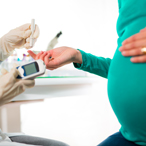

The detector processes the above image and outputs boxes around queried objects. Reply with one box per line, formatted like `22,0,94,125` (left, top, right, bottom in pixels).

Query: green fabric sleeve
73,49,112,78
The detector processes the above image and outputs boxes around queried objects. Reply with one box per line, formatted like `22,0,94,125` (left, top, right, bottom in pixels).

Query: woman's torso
108,0,146,145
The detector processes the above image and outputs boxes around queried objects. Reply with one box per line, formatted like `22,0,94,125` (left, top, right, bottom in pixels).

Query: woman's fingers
119,27,146,63
36,51,43,60
131,55,146,63
119,39,146,51
44,53,52,64
44,54,60,69
122,30,146,46
120,46,146,63
121,47,143,56
27,50,37,59
44,54,55,68
39,52,48,61
28,51,49,61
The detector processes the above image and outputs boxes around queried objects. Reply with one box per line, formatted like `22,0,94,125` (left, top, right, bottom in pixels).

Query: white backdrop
0,0,120,146
0,0,118,57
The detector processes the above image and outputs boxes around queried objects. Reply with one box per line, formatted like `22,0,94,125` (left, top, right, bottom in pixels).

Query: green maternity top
73,0,146,145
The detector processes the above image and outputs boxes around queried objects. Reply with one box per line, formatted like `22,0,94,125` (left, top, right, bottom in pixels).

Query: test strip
30,19,35,47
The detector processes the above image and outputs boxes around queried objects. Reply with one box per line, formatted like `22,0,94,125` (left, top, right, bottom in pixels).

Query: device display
24,63,38,76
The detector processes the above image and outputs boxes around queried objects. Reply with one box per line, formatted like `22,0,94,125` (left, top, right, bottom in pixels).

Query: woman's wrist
73,49,82,64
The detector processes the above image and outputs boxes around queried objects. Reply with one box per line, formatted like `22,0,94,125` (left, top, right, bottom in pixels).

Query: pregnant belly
108,49,146,138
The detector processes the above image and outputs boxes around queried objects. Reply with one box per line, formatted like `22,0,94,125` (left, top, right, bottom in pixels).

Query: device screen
24,62,39,76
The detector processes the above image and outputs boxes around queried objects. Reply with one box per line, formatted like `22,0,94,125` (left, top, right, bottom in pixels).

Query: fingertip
122,51,126,56
27,50,31,53
28,50,33,54
119,46,123,51
24,43,31,49
130,58,136,63
27,50,36,59
122,40,126,45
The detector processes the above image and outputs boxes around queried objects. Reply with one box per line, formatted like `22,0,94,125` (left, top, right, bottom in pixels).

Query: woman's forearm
73,49,112,78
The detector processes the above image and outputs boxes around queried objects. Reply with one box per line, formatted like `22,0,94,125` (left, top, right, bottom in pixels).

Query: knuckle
136,55,146,62
131,35,136,41
137,49,142,55
139,57,143,62
143,56,146,62
130,42,135,48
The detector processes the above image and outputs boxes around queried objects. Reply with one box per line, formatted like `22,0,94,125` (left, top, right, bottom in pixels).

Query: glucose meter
16,60,46,80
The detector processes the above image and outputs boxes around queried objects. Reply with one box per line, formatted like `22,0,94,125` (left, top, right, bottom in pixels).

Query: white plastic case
17,60,46,80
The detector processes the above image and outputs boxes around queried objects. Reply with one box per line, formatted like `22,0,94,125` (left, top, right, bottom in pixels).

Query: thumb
27,50,37,59
18,23,30,31
23,30,32,39
10,66,19,78
20,79,35,88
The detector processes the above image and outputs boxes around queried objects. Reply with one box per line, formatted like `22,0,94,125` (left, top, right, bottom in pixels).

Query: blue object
97,132,139,146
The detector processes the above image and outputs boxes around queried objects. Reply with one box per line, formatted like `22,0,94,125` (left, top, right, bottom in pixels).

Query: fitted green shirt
74,0,146,145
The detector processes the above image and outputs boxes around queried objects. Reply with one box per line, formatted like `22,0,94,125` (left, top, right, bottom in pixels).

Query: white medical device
30,19,35,47
16,60,46,80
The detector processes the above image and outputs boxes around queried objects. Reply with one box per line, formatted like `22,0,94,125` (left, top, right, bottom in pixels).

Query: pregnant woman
28,0,146,145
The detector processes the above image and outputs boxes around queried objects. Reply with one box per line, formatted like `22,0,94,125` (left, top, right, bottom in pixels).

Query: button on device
17,66,24,77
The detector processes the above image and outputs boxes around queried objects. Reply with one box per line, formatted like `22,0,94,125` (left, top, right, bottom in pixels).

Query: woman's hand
119,27,146,63
28,46,82,70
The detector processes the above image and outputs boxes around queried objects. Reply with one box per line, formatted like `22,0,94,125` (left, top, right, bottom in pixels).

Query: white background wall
0,0,120,146
0,0,118,58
